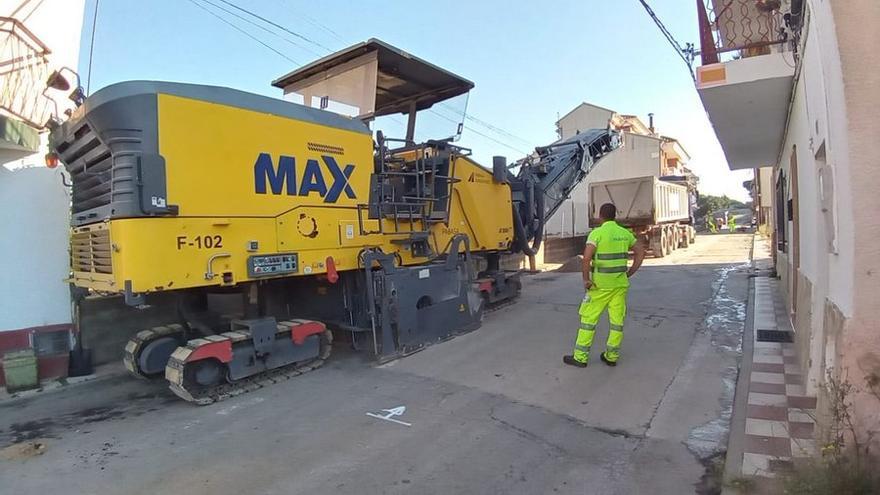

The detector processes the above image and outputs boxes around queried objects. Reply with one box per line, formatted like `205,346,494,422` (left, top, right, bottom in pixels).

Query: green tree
696,194,744,218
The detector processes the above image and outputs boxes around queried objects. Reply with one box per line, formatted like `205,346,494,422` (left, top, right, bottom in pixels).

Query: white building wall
778,1,853,317
0,0,86,332
0,166,72,330
758,167,772,208
556,104,614,140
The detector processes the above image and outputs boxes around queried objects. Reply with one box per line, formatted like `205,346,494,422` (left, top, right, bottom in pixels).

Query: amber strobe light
45,152,59,168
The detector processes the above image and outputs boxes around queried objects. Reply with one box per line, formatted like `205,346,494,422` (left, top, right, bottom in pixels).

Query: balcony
694,0,801,170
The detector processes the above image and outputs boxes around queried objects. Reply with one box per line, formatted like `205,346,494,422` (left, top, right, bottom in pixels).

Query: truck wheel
679,228,690,248
652,233,665,258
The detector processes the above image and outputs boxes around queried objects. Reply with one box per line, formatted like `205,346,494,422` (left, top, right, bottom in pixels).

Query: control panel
247,253,298,278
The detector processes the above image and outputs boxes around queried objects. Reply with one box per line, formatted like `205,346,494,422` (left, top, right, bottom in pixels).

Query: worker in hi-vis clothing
564,203,646,368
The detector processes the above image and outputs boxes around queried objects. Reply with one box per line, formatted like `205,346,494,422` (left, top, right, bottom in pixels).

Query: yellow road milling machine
50,40,619,404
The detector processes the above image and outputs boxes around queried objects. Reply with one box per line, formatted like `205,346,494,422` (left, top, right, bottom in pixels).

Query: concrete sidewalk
723,235,818,492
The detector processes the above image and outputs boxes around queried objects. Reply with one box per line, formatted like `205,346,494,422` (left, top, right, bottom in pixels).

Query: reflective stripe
609,324,624,331
596,252,628,260
574,344,590,352
579,322,596,330
596,266,628,273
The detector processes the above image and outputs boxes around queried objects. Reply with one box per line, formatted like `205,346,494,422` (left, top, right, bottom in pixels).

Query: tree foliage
695,194,747,218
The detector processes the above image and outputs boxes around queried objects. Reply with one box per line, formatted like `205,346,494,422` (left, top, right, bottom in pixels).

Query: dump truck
49,39,620,404
589,175,695,257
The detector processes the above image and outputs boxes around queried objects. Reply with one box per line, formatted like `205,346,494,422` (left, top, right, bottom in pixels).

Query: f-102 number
176,235,223,249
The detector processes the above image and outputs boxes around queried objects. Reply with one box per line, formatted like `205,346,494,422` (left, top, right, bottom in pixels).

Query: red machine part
326,256,339,284
291,320,326,345
186,340,233,363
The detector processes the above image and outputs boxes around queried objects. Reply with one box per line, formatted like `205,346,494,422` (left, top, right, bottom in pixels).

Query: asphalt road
0,233,753,495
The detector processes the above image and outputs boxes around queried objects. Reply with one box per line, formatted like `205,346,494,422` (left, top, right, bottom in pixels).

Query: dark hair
599,203,617,220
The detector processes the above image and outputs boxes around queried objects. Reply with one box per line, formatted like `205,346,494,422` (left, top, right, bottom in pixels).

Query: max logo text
254,153,356,203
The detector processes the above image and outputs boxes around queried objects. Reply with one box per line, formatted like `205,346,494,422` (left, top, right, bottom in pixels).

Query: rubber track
483,295,519,315
165,322,332,406
122,323,185,379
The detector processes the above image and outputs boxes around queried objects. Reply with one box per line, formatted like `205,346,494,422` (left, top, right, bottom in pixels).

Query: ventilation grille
307,142,344,155
56,123,113,214
756,330,793,343
71,229,112,274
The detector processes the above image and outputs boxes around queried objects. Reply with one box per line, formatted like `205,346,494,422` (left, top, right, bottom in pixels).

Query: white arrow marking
366,405,412,427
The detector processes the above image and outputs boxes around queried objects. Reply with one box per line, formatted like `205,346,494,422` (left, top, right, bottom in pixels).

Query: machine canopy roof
272,38,474,119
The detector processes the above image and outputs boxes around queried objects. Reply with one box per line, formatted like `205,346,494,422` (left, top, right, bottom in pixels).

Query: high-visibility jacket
587,220,636,289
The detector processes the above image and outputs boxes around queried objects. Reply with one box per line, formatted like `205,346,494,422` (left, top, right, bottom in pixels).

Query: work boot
600,352,617,367
563,355,587,368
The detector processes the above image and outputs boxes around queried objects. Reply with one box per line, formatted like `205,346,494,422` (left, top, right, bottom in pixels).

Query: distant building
694,0,880,454
540,103,697,260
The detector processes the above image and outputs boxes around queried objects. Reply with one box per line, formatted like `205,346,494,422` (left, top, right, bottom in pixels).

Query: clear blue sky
78,0,751,201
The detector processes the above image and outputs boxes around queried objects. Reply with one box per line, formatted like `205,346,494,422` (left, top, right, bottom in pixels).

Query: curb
0,363,126,406
721,232,763,492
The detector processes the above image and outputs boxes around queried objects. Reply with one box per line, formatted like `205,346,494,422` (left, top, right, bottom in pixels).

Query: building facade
695,0,880,449
0,0,87,385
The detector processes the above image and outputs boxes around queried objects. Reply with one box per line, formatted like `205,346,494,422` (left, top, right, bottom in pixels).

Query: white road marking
366,406,412,427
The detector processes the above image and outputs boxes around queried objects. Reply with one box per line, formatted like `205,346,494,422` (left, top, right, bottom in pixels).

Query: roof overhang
272,38,474,119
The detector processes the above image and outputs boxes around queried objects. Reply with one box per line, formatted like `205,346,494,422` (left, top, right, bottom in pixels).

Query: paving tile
753,354,784,364
746,418,790,437
784,364,801,374
749,392,788,407
791,438,817,457
753,363,785,373
750,382,787,394
755,346,784,356
785,384,806,396
784,373,803,385
788,396,818,409
755,342,783,351
788,409,815,423
742,453,776,477
746,434,793,457
788,421,815,440
751,371,785,384
747,405,789,421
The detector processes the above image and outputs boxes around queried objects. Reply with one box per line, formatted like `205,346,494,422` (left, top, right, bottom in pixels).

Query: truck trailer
589,175,695,257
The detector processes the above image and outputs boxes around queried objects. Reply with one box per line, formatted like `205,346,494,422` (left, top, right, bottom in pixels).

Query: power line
85,0,99,94
215,0,333,53
298,11,345,42
428,109,529,156
186,1,528,155
197,0,322,58
186,0,301,65
636,0,695,80
435,102,532,146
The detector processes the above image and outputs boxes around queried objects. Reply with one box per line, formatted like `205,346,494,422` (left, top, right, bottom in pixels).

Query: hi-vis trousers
572,287,628,364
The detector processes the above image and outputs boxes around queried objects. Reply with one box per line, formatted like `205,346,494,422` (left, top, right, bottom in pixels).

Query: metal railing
0,16,57,129
356,137,460,238
697,0,793,65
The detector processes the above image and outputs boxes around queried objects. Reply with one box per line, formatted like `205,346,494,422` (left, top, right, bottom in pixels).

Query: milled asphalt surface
0,234,753,495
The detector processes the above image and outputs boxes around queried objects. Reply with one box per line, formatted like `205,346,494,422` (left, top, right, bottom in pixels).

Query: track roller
122,324,186,379
165,319,332,405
